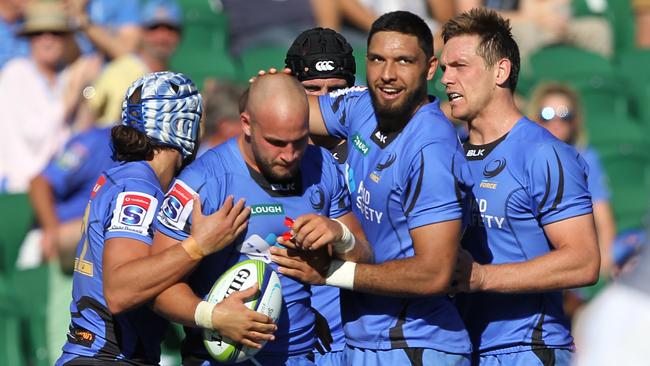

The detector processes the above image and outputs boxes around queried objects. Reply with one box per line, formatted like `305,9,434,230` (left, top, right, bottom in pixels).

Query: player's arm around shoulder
103,182,250,315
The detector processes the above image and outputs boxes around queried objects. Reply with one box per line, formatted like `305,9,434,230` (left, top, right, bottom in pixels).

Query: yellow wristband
181,237,204,260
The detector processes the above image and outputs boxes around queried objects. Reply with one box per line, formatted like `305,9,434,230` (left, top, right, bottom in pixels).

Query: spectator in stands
0,0,29,68
65,0,141,59
634,0,650,47
456,0,612,63
197,78,244,155
77,0,182,128
528,82,616,277
28,127,115,267
222,0,338,57
0,0,77,193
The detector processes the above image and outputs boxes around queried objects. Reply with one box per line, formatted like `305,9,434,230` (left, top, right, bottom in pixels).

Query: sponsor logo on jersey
369,172,380,183
309,187,325,211
250,204,284,216
466,149,485,157
162,180,194,223
376,153,397,171
119,194,152,226
355,180,383,223
328,85,367,98
483,158,507,178
315,60,335,71
90,175,106,199
352,133,370,155
270,182,296,192
479,181,498,189
68,327,95,347
109,192,158,236
469,198,505,229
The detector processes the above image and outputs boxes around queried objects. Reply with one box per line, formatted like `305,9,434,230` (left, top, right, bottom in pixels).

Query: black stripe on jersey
404,151,425,217
339,106,347,126
331,94,344,114
403,348,425,366
531,312,556,366
550,147,565,210
388,302,409,348
537,163,552,213
70,296,122,361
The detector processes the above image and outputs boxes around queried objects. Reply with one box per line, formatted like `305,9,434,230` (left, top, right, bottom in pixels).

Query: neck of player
147,149,181,192
467,92,522,146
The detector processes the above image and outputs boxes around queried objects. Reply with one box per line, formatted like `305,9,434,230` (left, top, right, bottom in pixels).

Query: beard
251,139,299,183
370,76,428,133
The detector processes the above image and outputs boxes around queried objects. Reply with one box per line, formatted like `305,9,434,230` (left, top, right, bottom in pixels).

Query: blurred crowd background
0,0,648,365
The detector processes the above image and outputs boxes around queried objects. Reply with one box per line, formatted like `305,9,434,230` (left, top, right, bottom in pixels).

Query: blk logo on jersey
483,158,507,178
466,149,485,158
119,194,152,226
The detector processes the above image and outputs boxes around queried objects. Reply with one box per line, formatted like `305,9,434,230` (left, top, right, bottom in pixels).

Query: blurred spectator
351,0,456,52
77,0,182,128
28,126,115,266
223,0,333,56
0,0,77,193
528,82,616,275
457,0,612,63
573,229,650,366
634,0,650,47
0,0,29,69
197,78,244,155
65,0,142,59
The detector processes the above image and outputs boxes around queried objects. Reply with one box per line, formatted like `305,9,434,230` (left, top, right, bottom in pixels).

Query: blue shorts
313,350,344,366
188,353,315,366
344,346,470,366
476,348,572,366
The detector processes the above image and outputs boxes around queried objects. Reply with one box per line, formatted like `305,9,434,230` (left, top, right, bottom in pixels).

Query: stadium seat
528,45,614,83
0,194,33,275
352,46,367,86
237,46,290,84
170,0,238,88
617,49,650,127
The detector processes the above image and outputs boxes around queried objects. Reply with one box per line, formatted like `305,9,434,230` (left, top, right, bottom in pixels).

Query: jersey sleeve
402,143,469,229
155,161,215,241
318,86,370,140
528,142,593,225
104,182,161,245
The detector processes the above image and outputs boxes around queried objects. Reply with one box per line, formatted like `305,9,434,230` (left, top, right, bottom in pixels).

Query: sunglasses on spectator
539,106,574,123
28,30,68,37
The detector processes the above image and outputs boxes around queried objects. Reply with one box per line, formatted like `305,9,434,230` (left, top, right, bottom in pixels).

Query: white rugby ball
203,259,283,364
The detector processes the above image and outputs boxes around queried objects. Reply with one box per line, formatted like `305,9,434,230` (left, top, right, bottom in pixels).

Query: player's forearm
338,237,373,263
104,243,200,314
28,175,59,230
308,96,330,136
353,256,453,297
477,248,600,293
153,282,202,328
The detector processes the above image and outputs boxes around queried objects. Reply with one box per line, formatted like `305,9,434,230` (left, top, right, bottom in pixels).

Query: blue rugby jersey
318,87,473,354
156,138,350,362
57,161,168,365
42,127,115,223
457,118,593,354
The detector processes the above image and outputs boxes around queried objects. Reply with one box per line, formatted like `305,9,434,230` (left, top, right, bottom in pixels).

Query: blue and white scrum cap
122,71,203,160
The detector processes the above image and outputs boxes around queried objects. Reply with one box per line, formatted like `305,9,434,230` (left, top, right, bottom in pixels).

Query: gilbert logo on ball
203,259,282,364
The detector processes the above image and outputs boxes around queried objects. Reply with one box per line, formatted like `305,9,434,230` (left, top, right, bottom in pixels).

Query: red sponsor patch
90,175,106,199
170,181,193,205
123,194,152,210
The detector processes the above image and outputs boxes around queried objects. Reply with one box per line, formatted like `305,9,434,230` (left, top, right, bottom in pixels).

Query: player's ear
495,58,511,87
240,112,252,137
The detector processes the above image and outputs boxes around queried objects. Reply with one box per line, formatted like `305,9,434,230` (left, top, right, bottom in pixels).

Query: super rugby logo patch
159,180,196,231
109,191,158,236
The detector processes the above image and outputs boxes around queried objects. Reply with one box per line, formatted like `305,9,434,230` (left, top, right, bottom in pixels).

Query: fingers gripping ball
203,260,283,363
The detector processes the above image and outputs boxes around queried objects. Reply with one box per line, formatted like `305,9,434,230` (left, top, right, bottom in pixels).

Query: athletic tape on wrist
325,260,356,290
194,301,215,329
181,236,204,260
332,219,355,254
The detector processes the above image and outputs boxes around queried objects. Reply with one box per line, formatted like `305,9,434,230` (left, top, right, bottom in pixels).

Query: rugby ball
203,259,282,363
